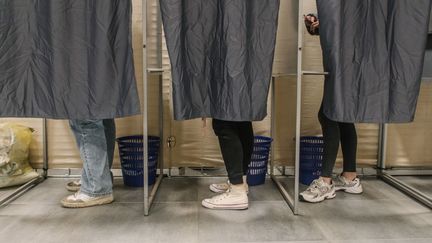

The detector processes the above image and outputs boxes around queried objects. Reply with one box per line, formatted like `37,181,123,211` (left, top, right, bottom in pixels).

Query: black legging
318,105,357,178
212,119,254,185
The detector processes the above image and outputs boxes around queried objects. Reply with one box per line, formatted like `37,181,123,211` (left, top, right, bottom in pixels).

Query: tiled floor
0,176,431,243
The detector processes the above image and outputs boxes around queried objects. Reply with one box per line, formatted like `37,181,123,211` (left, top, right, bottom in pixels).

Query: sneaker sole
300,192,336,203
61,197,114,208
335,186,363,194
201,200,248,210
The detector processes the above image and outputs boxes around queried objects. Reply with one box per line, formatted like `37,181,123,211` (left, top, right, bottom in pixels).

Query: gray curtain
0,0,140,119
160,0,280,121
317,0,432,123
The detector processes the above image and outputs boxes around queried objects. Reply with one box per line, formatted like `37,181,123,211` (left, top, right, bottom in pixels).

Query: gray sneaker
333,175,363,194
300,178,336,203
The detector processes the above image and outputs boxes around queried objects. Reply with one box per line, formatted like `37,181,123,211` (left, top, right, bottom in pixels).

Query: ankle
231,183,247,193
342,172,357,181
321,177,332,185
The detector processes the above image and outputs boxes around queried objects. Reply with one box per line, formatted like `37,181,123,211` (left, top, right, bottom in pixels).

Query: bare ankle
342,172,357,181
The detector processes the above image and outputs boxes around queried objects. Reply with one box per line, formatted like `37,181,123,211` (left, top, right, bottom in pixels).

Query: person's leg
318,106,341,182
209,121,253,194
238,121,254,177
202,119,248,210
334,123,363,194
339,122,357,179
103,119,116,184
103,119,116,169
66,119,116,192
212,119,243,185
61,119,114,208
300,105,338,203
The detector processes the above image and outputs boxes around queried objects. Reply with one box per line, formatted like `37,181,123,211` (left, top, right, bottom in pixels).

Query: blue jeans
69,119,116,197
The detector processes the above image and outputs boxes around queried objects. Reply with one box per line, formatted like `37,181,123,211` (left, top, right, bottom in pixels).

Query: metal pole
0,177,43,206
302,71,329,76
156,0,164,179
43,118,48,178
377,123,432,209
158,75,164,176
293,0,304,215
271,175,296,211
380,173,432,209
142,0,150,216
156,0,163,68
270,77,276,176
377,123,388,170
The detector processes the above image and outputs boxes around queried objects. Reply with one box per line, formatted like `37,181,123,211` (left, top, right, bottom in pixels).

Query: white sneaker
66,180,81,192
300,178,336,203
209,176,249,194
202,184,248,210
333,175,363,194
61,191,114,208
209,180,231,193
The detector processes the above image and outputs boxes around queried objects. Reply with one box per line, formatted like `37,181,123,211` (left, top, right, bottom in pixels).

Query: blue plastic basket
247,136,273,186
300,136,323,185
117,135,160,187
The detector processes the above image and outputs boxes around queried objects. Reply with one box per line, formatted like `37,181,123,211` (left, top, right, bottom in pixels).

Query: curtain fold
0,0,140,119
317,0,431,123
160,0,280,121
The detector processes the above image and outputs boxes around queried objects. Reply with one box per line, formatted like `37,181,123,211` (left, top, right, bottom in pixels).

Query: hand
311,21,320,32
304,14,320,35
304,15,317,23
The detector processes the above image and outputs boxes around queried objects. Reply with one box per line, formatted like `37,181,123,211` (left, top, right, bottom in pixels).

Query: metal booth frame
3,0,431,215
140,0,310,216
0,0,333,216
377,124,432,209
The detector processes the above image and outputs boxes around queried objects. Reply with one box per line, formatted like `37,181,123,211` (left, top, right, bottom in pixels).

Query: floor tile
0,177,431,243
197,201,325,242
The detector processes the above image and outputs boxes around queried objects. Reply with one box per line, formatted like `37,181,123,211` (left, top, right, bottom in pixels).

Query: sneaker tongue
317,178,326,186
309,179,324,190
340,175,348,183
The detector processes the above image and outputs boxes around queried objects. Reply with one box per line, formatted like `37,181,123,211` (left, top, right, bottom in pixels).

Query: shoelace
307,180,329,194
214,192,230,202
307,180,320,192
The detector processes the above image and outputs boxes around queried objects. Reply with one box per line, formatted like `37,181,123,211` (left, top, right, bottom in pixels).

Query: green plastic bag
0,123,39,188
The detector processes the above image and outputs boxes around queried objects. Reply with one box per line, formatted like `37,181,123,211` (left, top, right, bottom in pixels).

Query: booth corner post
270,0,304,215
293,0,305,215
377,123,388,171
142,0,165,216
142,0,150,216
43,118,49,178
0,118,48,207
